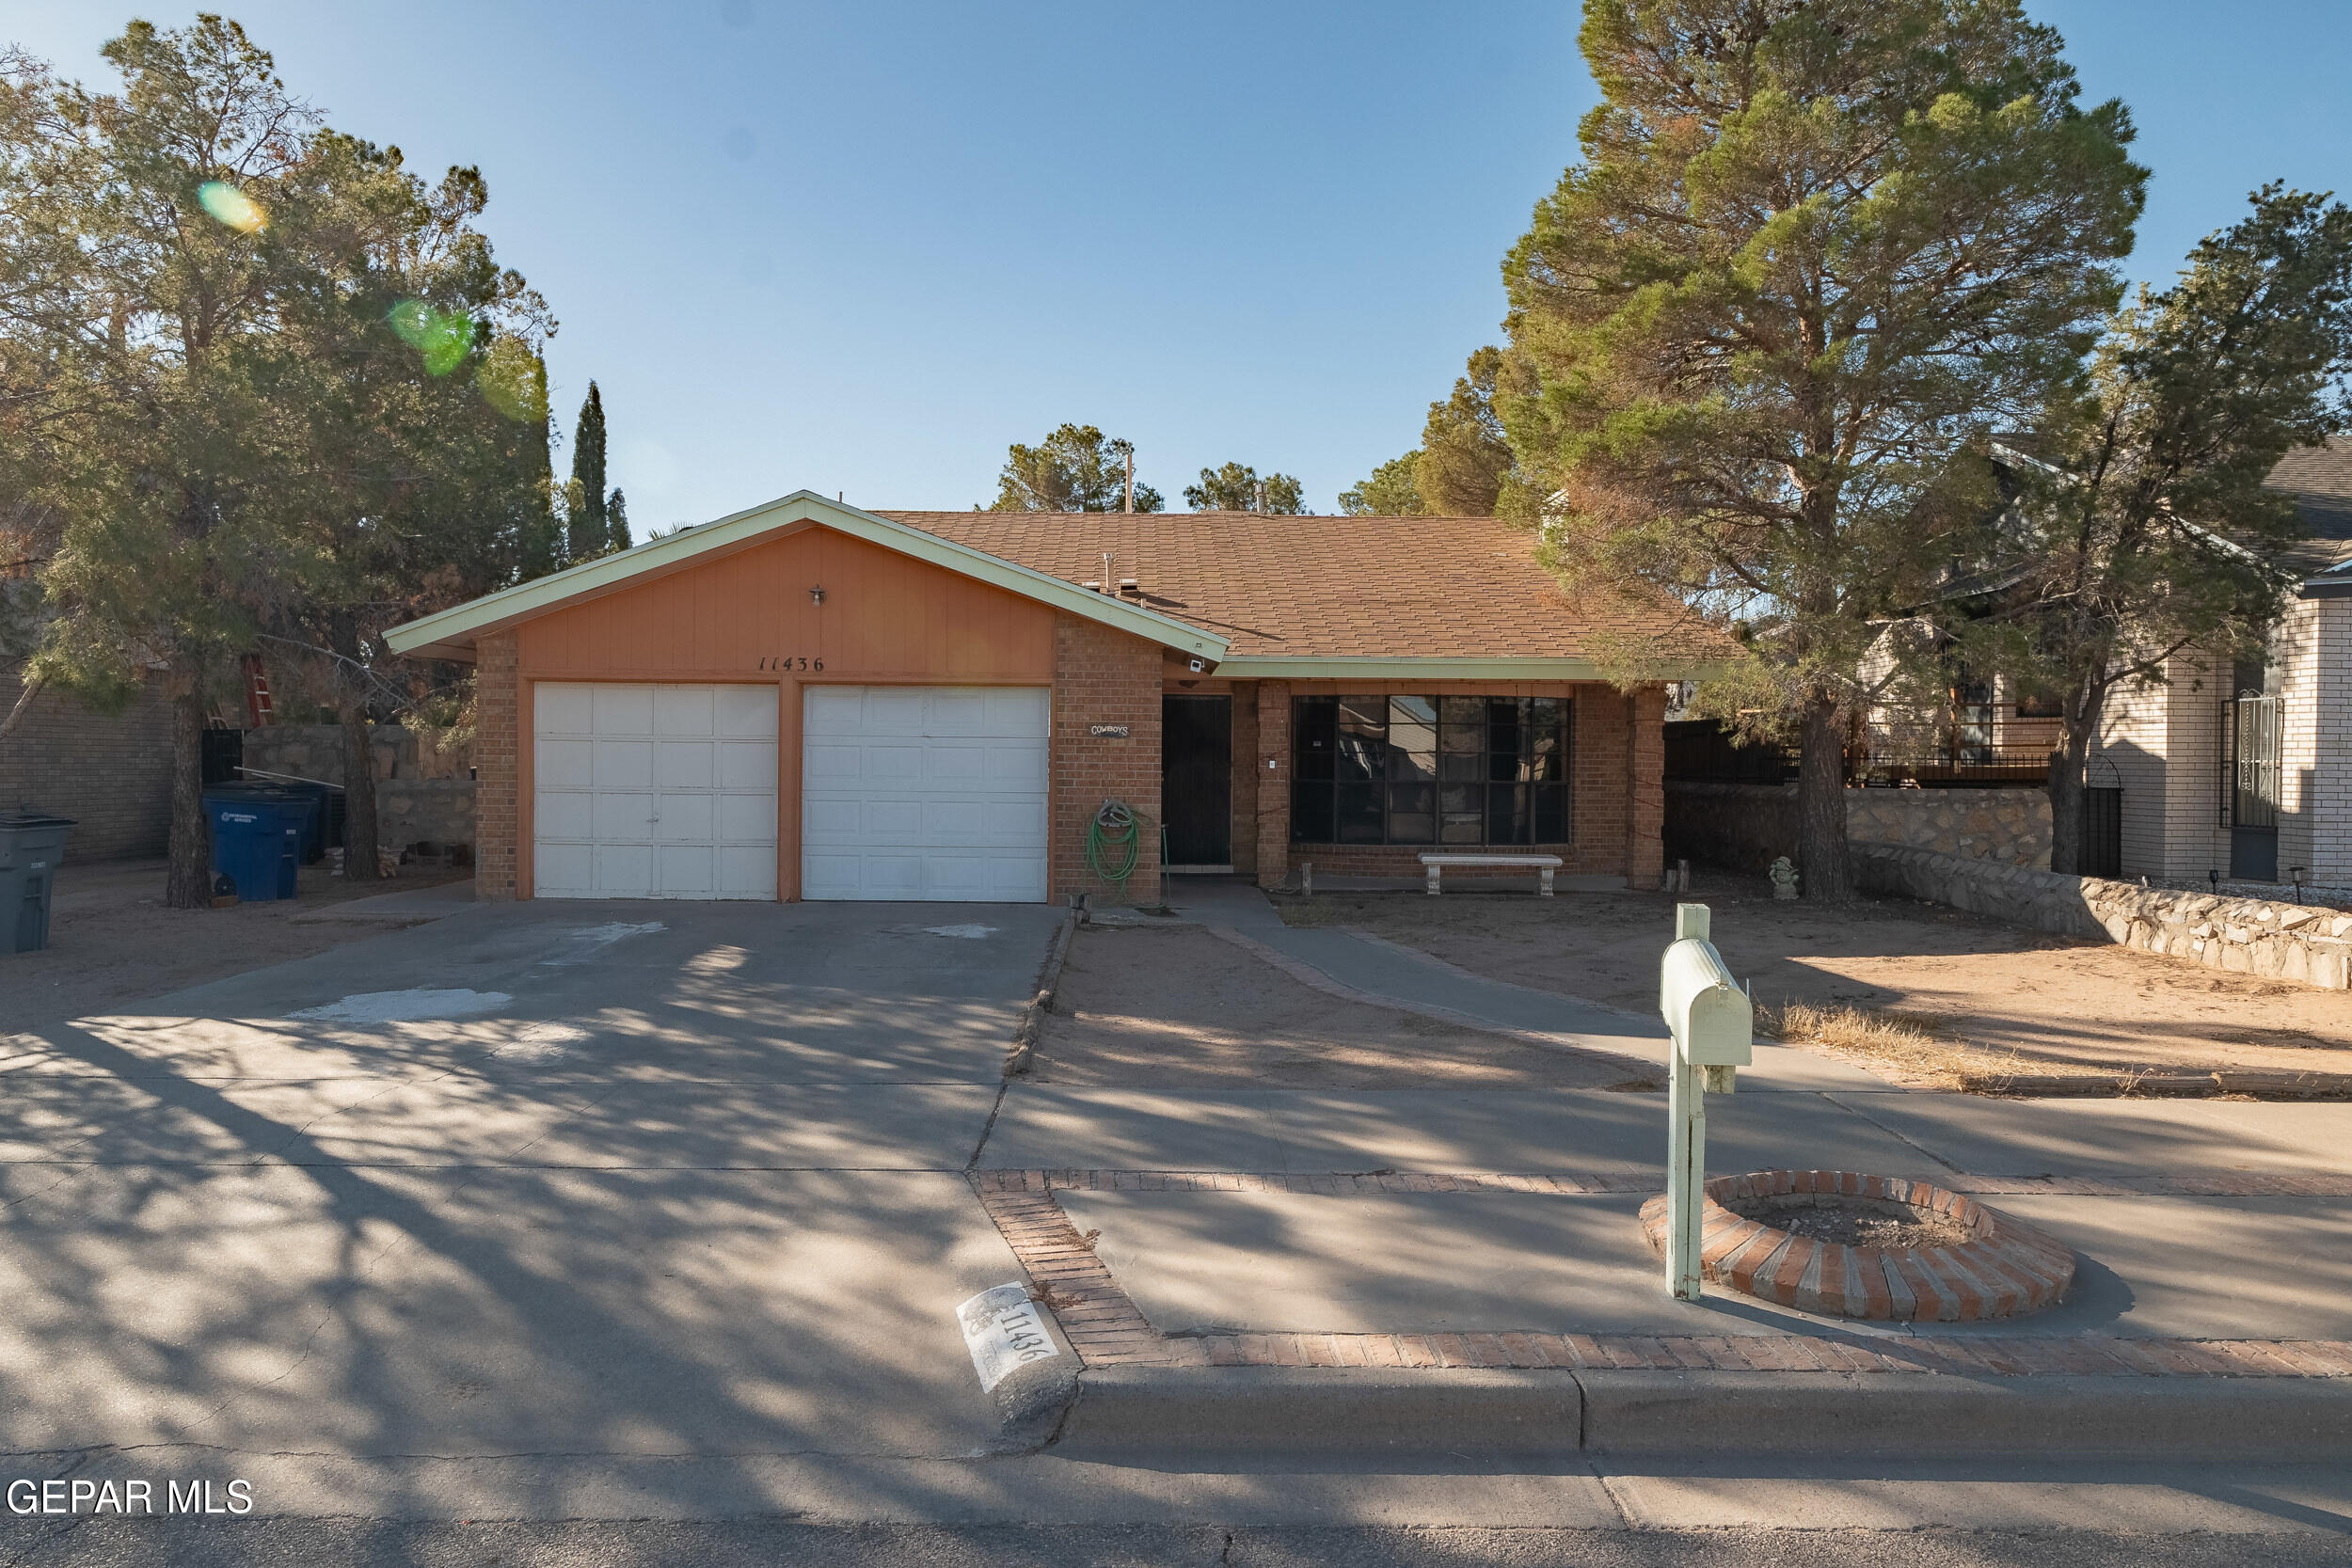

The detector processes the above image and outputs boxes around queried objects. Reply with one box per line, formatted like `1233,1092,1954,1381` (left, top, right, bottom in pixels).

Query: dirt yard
1278,870,2352,1093
2,858,471,1038
1027,924,1651,1090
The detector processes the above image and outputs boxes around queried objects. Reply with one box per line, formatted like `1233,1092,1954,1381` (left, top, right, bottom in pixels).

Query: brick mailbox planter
1639,1169,2075,1321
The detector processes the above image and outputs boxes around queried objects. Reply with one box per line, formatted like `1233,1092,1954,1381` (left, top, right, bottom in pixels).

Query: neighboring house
2078,439,2352,887
384,492,1729,903
1845,440,2350,888
0,657,174,861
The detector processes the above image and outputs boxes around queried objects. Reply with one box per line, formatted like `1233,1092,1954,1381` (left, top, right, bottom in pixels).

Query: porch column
1254,679,1291,889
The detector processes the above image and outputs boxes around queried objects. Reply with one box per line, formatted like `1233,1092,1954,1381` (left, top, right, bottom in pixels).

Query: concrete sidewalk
977,879,2352,1458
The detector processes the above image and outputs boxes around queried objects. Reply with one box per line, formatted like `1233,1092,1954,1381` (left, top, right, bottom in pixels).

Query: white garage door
802,686,1049,902
533,683,778,899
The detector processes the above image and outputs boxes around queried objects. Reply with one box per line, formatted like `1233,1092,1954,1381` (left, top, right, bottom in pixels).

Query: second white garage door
801,686,1049,902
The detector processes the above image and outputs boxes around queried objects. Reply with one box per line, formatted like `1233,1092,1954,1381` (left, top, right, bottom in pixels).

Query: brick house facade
2086,441,2352,887
389,494,1725,905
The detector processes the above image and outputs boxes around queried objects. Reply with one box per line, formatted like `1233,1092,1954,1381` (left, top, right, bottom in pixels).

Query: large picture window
1291,695,1570,846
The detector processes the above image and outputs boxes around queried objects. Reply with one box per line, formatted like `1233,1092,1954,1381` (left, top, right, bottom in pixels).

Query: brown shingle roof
2269,438,2352,574
878,510,1730,665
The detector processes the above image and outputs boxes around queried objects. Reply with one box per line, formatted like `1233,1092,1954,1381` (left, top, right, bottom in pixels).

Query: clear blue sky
11,2,2350,528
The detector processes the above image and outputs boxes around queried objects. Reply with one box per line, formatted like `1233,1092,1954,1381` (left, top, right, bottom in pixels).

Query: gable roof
2273,437,2352,584
382,491,1229,663
880,510,1733,677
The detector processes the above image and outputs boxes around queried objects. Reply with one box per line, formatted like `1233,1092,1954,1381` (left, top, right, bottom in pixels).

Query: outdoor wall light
809,585,825,605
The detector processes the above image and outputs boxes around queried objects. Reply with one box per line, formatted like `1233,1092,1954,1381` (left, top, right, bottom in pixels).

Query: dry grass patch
1760,1000,2026,1093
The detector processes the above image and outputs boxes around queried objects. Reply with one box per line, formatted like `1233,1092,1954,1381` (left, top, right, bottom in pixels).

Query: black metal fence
1664,721,2054,788
1663,721,1789,784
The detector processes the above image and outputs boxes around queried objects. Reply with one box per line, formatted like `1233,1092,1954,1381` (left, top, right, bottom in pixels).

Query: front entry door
1162,695,1232,868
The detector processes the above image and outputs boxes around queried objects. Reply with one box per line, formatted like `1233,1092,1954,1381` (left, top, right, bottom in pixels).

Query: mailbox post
1658,903,1754,1300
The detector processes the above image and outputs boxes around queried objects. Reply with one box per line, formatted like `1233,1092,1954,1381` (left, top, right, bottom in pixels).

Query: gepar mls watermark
8,1478,254,1516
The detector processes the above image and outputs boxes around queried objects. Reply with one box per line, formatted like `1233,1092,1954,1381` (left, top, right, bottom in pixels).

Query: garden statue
1768,856,1800,901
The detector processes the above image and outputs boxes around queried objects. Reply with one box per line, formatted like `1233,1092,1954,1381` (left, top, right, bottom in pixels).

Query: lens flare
197,180,266,233
388,298,432,346
388,299,475,375
476,336,548,422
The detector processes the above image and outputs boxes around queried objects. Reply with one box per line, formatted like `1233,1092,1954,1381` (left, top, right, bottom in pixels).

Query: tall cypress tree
568,381,608,561
606,487,630,553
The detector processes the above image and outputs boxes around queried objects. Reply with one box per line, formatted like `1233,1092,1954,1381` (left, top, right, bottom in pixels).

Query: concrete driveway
0,898,1065,1515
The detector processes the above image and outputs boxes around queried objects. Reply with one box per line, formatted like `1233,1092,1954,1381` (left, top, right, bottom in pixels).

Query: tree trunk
339,681,382,883
165,660,213,910
1797,691,1852,900
2046,680,2104,877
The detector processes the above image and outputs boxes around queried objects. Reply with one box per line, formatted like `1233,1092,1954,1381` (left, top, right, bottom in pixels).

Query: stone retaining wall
1665,782,2051,872
376,779,476,854
237,725,476,854
1854,842,2352,990
240,723,471,785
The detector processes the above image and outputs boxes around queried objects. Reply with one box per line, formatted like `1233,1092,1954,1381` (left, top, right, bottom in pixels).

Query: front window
1291,695,1569,845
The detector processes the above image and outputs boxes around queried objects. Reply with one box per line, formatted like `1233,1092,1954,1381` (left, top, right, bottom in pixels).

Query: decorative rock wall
1853,843,2352,990
1846,788,2051,867
239,723,472,785
1664,782,2051,872
239,724,476,855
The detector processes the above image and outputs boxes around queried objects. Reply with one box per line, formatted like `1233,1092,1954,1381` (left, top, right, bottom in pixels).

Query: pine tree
568,381,608,561
1501,0,2146,898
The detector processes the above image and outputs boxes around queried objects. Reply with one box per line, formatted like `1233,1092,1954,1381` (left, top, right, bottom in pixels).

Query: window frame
1290,694,1571,847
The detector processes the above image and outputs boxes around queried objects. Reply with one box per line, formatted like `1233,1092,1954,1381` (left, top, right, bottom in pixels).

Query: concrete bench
1418,852,1565,897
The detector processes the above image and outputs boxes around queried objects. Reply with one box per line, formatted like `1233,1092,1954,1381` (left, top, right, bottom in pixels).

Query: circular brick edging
1639,1169,2076,1322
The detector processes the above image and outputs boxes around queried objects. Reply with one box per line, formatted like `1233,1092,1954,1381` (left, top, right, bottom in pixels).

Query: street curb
1056,1366,1581,1453
1003,911,1078,1078
1047,1365,2352,1459
1577,1369,2352,1456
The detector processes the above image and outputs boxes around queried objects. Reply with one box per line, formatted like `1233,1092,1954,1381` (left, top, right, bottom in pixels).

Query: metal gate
2226,696,2282,881
2080,786,2122,879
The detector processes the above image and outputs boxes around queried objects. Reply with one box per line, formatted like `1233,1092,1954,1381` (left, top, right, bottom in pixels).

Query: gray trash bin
0,812,75,955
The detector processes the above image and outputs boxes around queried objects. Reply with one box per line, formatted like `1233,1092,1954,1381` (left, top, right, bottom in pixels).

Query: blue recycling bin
204,792,303,901
209,782,326,863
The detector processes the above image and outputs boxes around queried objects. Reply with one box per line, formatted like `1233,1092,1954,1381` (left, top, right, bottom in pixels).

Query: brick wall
1252,680,1290,888
1229,681,1259,879
2314,600,2352,883
1048,614,1163,905
1627,685,1665,889
1572,689,1629,877
0,658,172,862
2274,599,2321,882
473,632,519,900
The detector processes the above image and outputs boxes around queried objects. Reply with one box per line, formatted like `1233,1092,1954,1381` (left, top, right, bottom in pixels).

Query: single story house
384,493,1728,903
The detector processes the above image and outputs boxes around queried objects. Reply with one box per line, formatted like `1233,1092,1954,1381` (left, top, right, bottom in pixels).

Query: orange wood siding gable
516,524,1058,681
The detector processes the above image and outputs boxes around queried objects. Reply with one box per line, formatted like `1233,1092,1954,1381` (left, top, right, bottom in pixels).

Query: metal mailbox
1659,903,1752,1300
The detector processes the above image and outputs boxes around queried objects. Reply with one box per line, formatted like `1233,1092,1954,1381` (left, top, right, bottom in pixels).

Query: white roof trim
384,491,1231,662
1218,655,1728,680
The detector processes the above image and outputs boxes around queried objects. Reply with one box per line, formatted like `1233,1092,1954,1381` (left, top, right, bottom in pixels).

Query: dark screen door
1162,696,1232,866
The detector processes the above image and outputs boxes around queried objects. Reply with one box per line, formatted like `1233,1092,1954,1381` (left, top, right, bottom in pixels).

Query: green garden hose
1086,798,1139,890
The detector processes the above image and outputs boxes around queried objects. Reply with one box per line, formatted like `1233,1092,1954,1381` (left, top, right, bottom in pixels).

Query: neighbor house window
1290,695,1569,845
2013,686,2064,720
